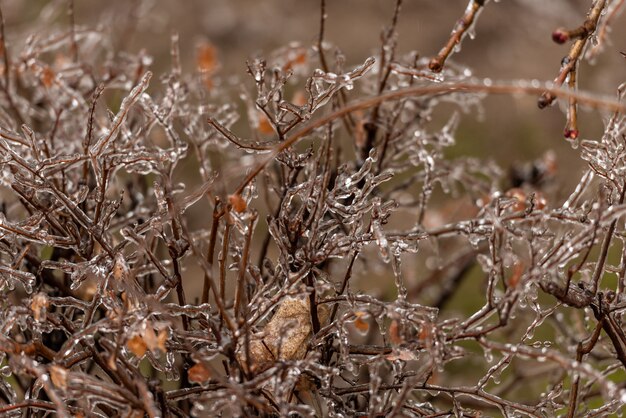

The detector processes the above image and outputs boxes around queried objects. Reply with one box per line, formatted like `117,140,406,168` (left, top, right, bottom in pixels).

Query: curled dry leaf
41,66,55,88
188,362,211,384
388,319,404,345
30,293,49,322
49,365,69,391
257,112,274,135
239,297,326,373
196,41,219,90
282,48,307,72
228,193,247,213
112,253,130,281
196,41,218,74
385,349,417,362
507,262,524,288
142,323,168,356
352,311,370,335
127,334,147,358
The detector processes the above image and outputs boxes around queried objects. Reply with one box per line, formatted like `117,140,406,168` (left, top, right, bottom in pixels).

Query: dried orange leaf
283,49,307,71
188,362,211,384
385,349,417,362
418,324,431,342
196,41,218,74
30,293,49,322
41,66,55,88
229,194,247,213
156,328,168,353
112,253,130,281
257,112,274,135
291,90,307,107
353,311,370,335
507,262,524,288
388,319,403,345
143,324,159,353
127,334,147,358
49,365,68,390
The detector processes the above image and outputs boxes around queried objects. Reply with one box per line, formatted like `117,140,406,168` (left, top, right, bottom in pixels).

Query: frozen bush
0,0,625,417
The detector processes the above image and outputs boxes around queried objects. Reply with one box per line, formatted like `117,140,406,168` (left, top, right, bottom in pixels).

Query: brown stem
429,0,485,73
232,81,626,196
538,0,607,108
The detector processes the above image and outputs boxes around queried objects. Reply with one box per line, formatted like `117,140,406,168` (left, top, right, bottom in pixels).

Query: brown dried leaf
143,324,158,352
188,362,211,384
112,253,130,281
127,335,147,358
242,297,314,372
49,365,68,390
291,90,307,107
196,41,218,74
41,66,55,88
385,349,417,362
353,311,370,335
257,112,274,135
283,49,307,72
30,293,49,322
388,319,404,345
507,261,524,288
229,193,247,213
156,328,168,353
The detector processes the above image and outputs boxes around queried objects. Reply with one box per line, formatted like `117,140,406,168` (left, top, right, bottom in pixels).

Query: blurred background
3,0,625,185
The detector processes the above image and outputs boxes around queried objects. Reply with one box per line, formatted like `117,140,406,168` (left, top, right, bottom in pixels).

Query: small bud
564,128,579,139
537,93,554,109
552,29,569,44
428,58,443,73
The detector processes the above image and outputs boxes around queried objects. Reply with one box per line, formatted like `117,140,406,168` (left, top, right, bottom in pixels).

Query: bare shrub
0,1,625,417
